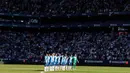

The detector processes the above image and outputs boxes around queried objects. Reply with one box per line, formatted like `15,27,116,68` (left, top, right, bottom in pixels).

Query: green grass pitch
0,64,130,73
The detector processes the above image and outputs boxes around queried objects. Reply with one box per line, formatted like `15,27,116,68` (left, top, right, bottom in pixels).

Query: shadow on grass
34,70,44,71
34,70,86,72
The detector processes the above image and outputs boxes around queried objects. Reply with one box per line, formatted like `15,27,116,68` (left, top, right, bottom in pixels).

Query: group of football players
44,53,78,72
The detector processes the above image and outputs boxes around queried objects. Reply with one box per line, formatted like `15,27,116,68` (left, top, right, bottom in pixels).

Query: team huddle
44,53,78,72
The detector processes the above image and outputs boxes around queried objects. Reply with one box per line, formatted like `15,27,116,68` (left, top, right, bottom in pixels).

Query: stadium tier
0,0,129,16
0,0,130,68
0,27,129,66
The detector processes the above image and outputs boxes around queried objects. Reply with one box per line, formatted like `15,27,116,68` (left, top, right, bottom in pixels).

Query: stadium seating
0,0,130,64
0,29,129,63
0,0,129,16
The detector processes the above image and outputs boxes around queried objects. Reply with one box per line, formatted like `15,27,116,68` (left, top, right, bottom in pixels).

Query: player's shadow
34,70,44,71
34,70,86,72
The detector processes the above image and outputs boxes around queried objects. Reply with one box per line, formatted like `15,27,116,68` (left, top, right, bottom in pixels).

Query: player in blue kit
45,53,74,72
57,54,61,70
68,55,73,70
49,54,51,71
62,54,67,71
54,54,58,71
61,55,64,70
44,54,48,72
65,54,69,70
47,54,51,71
50,53,55,71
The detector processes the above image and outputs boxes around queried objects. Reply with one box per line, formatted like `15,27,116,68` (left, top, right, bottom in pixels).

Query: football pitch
0,64,130,73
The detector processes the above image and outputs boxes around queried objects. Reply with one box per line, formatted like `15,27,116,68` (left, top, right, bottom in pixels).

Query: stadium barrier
79,60,130,67
0,59,4,64
2,59,130,67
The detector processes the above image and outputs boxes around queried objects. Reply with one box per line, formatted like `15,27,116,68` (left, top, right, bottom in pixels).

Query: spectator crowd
0,0,129,15
0,29,130,63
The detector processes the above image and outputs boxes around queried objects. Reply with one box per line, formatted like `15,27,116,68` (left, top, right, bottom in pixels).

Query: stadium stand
0,28,129,64
0,0,129,16
0,0,130,66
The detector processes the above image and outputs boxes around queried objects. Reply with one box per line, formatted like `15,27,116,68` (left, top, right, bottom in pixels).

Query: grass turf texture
0,64,130,73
